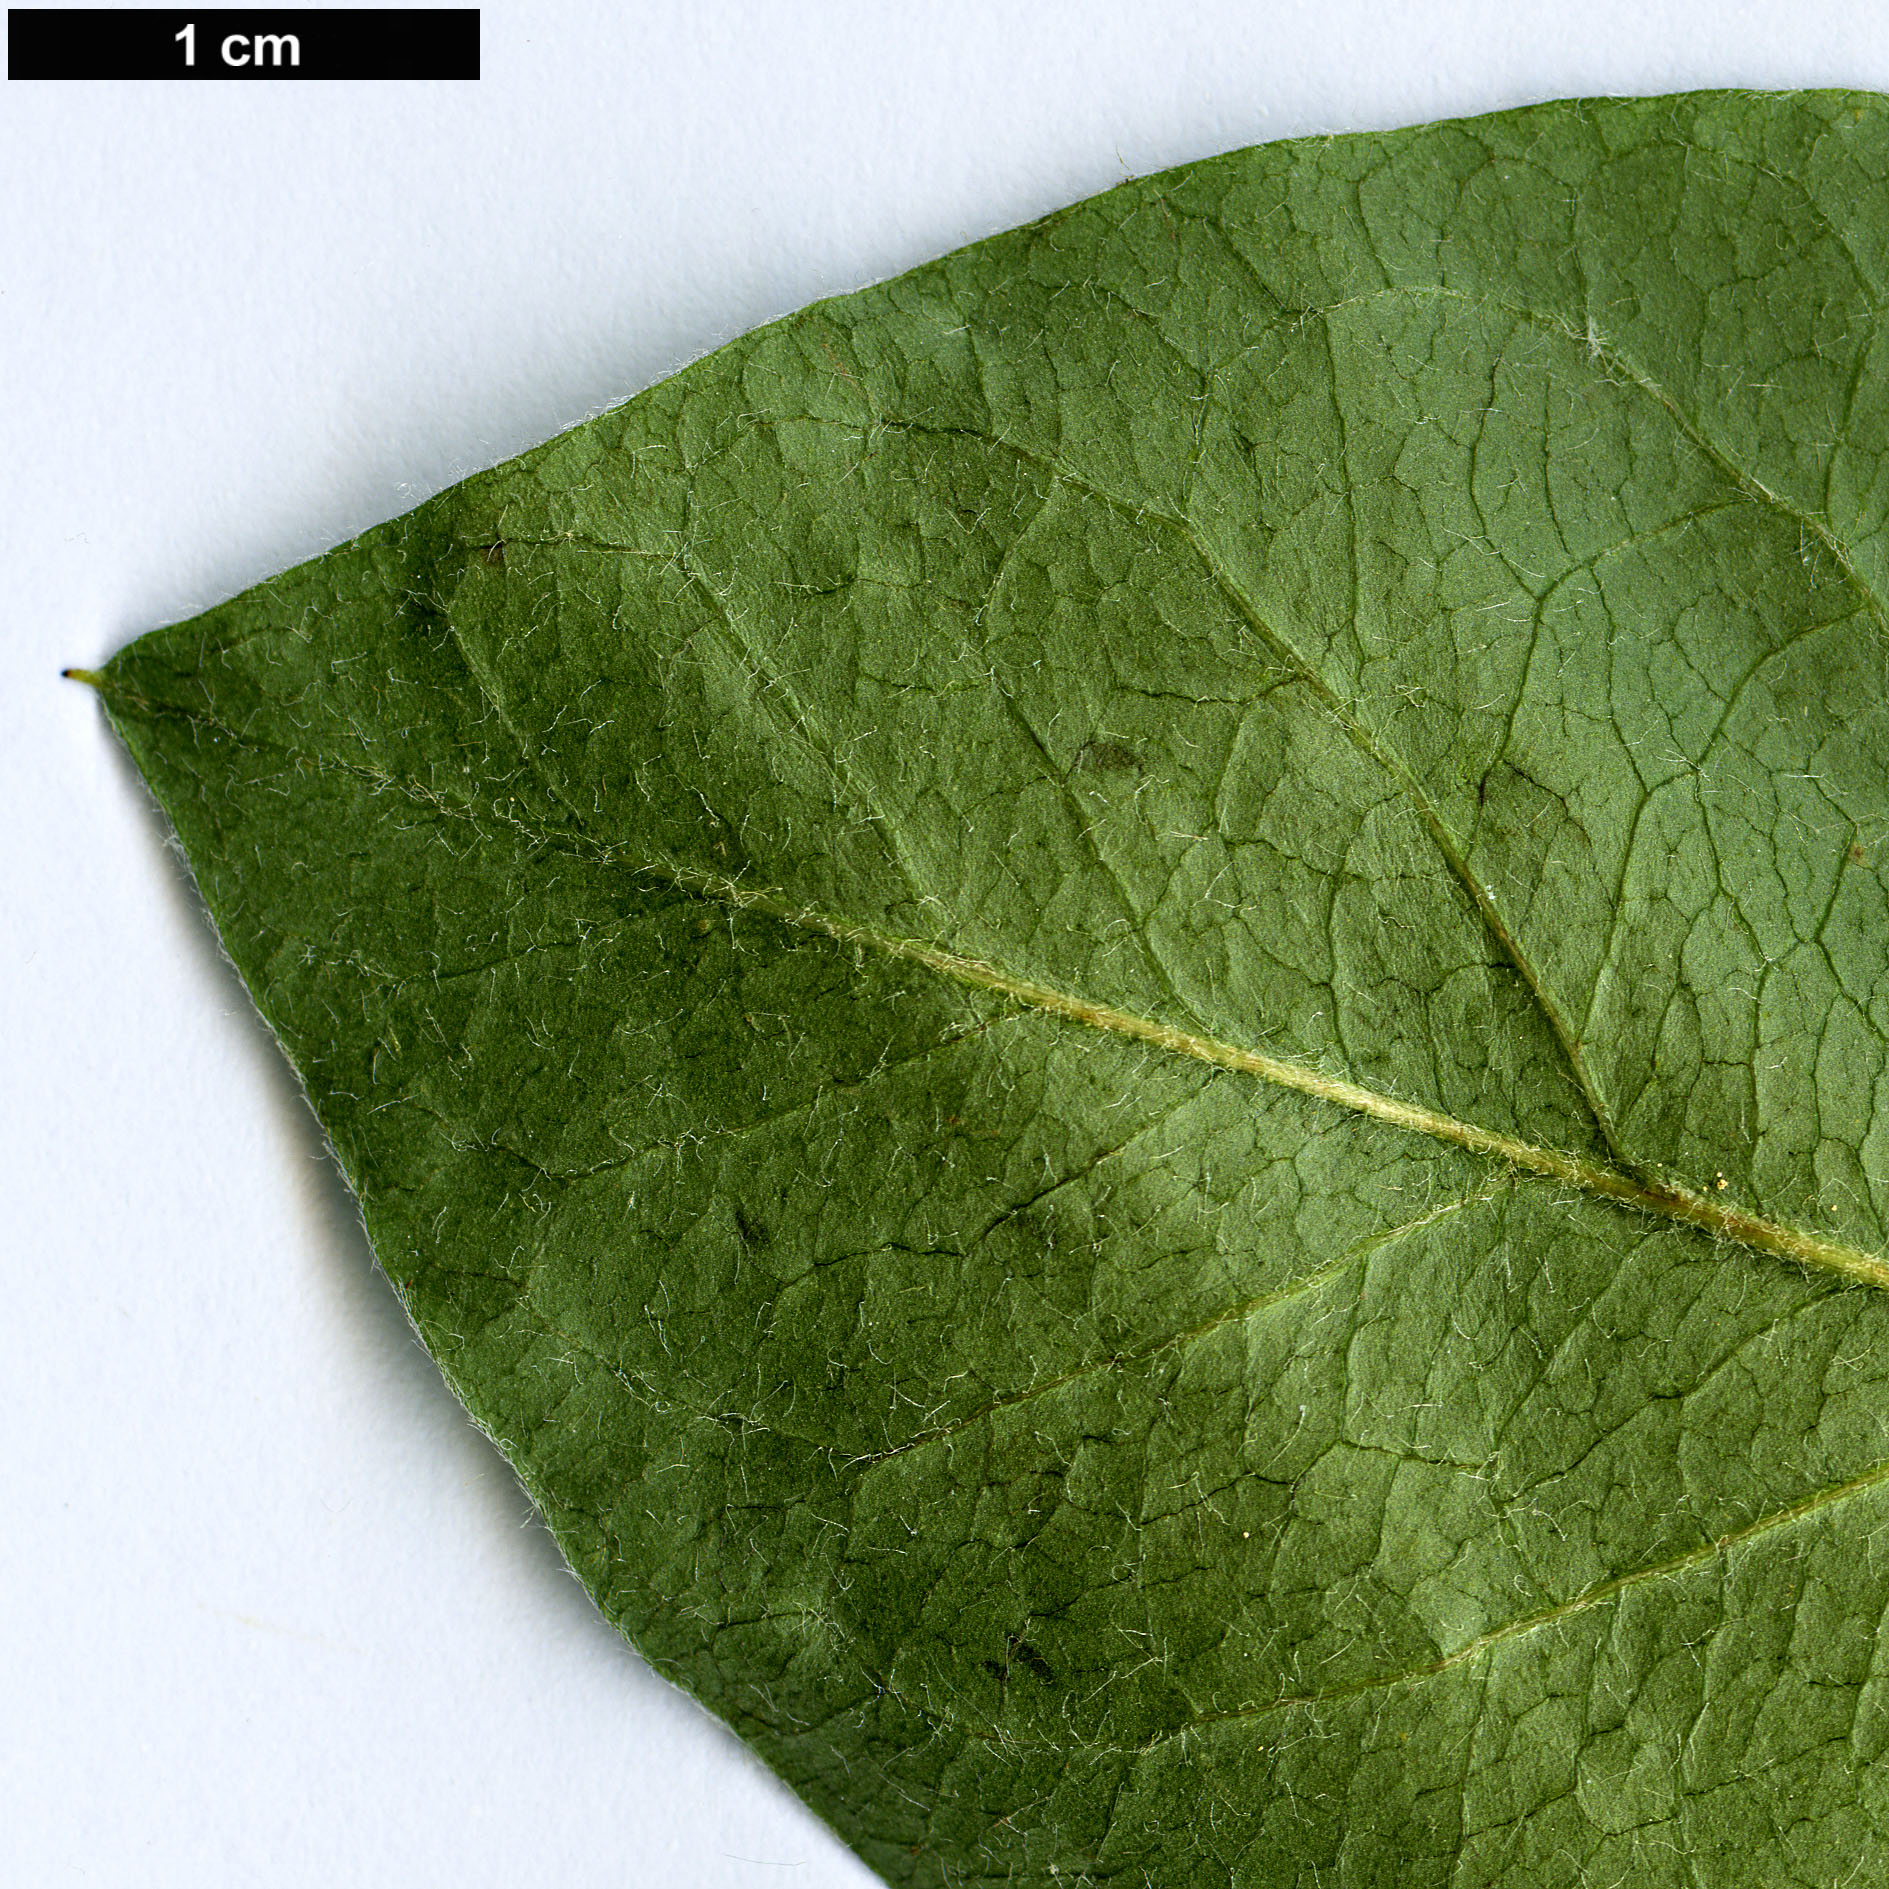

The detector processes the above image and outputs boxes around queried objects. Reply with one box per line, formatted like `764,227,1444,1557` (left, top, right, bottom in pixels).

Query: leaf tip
62,666,105,690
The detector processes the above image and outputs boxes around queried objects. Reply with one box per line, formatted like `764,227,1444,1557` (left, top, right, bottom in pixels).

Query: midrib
91,672,1889,1291
671,860,1889,1289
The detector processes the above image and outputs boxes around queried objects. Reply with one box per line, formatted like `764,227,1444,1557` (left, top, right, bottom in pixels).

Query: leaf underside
98,92,1889,1888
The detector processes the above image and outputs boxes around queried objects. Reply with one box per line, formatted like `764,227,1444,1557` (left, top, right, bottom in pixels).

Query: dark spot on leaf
1851,841,1868,867
1010,1635,1056,1685
983,1633,1055,1688
480,541,506,568
1072,738,1143,776
734,1205,772,1251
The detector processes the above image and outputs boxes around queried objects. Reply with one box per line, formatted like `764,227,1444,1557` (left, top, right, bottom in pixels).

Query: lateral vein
853,1181,1507,1472
1190,1448,1889,1731
883,414,1639,1173
966,1445,1889,1758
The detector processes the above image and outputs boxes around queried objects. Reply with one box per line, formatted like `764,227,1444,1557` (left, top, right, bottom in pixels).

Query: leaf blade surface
97,90,1889,1887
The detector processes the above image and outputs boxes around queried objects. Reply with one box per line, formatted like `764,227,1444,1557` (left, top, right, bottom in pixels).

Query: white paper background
6,4,1886,1882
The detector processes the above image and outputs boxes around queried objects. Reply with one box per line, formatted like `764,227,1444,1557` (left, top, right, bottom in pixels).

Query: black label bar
8,9,479,78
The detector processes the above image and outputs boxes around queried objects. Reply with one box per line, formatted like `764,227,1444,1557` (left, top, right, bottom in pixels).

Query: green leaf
90,90,1889,1886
